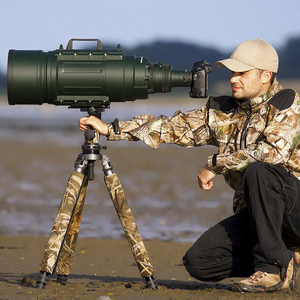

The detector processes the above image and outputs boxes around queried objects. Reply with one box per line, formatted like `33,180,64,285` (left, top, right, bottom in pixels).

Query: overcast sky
1,0,300,72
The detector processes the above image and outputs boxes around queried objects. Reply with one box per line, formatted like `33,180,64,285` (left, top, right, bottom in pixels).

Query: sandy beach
1,235,300,300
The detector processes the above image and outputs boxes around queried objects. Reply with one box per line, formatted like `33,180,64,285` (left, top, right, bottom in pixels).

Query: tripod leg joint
74,153,88,174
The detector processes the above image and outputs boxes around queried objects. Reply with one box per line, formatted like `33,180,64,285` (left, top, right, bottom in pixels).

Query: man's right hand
79,115,109,136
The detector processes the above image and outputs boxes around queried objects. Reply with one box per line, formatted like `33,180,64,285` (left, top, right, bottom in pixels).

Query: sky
1,0,300,72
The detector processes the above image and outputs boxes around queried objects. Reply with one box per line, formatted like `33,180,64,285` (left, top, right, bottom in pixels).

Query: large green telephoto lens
7,39,192,108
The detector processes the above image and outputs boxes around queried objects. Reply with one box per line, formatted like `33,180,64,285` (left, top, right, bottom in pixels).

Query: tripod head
79,106,105,141
74,106,110,180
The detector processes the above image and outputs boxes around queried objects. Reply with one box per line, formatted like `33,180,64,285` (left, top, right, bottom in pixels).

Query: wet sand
1,235,300,300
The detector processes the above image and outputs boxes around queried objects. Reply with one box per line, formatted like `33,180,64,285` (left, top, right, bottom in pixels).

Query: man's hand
197,164,216,190
79,116,109,136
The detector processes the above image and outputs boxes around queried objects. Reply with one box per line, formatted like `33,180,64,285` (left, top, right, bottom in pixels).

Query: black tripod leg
102,155,158,289
36,171,88,289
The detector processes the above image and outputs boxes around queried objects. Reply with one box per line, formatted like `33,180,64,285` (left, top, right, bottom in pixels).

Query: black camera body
189,61,212,98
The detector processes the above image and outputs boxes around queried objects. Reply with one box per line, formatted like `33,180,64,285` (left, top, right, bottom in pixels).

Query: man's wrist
205,163,217,175
207,154,220,174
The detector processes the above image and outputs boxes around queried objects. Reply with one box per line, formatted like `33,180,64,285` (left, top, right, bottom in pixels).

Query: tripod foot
36,271,49,289
57,274,68,285
144,275,158,290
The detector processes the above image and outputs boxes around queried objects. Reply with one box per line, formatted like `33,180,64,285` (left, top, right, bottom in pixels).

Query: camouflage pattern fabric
106,80,300,213
40,171,87,275
105,173,154,278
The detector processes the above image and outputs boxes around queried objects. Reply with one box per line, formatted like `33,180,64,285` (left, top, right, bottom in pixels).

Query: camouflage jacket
107,80,300,212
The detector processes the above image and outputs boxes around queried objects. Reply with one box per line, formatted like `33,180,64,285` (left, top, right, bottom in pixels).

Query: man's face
230,69,267,101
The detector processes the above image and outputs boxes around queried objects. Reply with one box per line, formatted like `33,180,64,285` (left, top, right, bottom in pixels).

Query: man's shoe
231,271,289,293
289,248,300,291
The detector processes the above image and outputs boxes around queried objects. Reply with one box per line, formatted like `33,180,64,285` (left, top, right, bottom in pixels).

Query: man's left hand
197,164,216,190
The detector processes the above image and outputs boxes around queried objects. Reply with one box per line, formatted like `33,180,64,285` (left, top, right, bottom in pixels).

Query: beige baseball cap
215,39,279,73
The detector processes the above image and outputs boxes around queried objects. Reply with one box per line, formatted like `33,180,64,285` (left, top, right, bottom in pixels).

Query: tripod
36,107,157,290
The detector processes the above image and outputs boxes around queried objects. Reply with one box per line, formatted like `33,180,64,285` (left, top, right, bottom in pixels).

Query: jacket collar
238,79,282,110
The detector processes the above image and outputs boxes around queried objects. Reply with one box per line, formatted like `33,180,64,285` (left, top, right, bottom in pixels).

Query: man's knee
182,247,212,281
182,228,231,282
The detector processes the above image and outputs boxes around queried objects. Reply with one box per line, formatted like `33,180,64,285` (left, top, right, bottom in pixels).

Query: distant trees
126,40,230,83
278,36,300,78
125,37,300,82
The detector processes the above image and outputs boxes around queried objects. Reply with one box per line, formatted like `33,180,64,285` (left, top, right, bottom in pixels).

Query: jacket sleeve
106,107,211,149
207,93,300,173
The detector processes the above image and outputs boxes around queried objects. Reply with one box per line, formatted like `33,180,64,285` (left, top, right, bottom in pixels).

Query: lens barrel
7,50,48,105
7,44,191,108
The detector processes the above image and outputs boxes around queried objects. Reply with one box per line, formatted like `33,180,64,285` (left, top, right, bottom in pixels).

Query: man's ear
261,70,272,84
